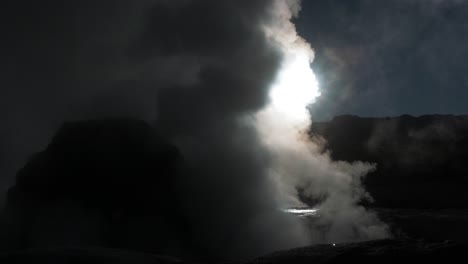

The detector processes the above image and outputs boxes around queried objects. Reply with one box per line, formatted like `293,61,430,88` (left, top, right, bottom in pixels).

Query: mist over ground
311,114,468,209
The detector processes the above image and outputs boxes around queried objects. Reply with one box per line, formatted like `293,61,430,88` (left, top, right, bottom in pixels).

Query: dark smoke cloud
0,0,310,258
0,0,280,182
0,0,155,197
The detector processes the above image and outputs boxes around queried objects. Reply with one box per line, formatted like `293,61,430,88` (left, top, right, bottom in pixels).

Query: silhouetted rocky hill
0,119,194,258
310,114,468,208
0,239,465,264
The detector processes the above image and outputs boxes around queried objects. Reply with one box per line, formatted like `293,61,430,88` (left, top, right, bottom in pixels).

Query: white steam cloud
255,0,390,244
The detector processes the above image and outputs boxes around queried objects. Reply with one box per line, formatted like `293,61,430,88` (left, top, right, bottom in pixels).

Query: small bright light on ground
333,244,336,246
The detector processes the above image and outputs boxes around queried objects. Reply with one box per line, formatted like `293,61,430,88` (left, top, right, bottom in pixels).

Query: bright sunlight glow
269,48,321,121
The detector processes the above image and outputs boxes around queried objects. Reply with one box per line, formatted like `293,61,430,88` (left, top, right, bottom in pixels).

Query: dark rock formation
248,238,465,264
310,115,468,209
0,119,192,257
0,239,464,264
0,247,184,264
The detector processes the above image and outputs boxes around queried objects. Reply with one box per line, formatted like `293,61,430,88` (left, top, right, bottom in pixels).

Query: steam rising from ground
256,0,390,243
0,0,390,258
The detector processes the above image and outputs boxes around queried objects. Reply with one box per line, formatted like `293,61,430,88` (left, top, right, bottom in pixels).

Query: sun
269,48,321,121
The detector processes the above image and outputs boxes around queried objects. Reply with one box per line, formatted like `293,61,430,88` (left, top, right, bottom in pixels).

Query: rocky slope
0,239,464,264
310,114,468,208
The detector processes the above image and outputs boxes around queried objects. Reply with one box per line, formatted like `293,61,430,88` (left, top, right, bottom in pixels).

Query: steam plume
0,0,389,258
255,0,390,243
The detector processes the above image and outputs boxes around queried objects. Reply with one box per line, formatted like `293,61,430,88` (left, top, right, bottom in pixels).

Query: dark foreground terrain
1,116,467,263
376,208,468,244
0,238,464,264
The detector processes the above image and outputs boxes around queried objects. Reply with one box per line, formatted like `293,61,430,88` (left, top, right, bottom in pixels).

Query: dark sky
297,0,468,121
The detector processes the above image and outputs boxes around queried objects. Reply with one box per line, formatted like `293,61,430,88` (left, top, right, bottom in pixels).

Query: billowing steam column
263,0,320,124
257,0,322,207
256,0,390,244
269,47,320,122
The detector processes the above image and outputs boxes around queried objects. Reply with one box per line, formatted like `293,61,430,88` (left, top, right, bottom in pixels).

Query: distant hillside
310,115,468,208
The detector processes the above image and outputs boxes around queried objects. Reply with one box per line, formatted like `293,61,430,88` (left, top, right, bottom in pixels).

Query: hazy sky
296,0,468,121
